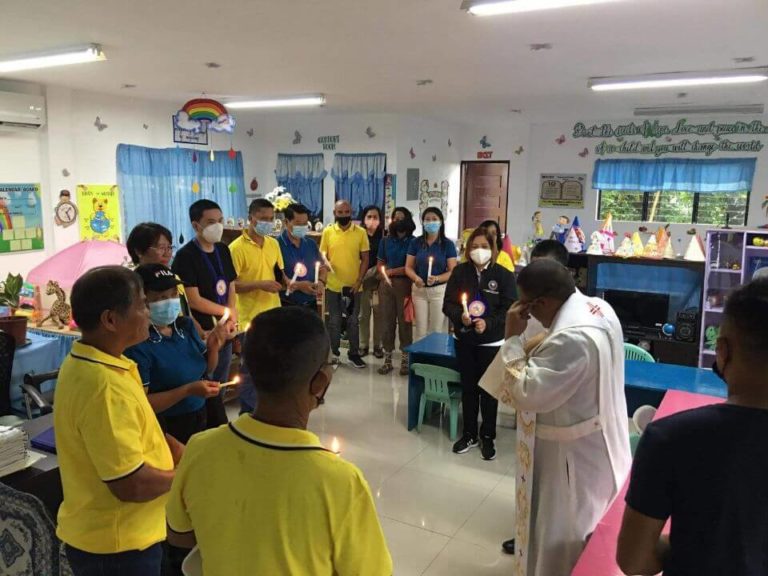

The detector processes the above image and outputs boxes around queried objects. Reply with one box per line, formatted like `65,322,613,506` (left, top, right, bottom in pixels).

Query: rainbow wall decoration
173,98,236,135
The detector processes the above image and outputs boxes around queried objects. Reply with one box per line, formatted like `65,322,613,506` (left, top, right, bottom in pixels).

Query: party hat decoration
643,235,661,259
572,216,586,246
684,234,706,261
631,231,645,256
502,235,516,262
662,233,676,259
655,226,666,245
615,234,633,258
598,212,616,254
564,226,583,253
587,231,603,255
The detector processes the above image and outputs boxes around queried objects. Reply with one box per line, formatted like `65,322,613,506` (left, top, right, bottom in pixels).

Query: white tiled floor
227,352,518,575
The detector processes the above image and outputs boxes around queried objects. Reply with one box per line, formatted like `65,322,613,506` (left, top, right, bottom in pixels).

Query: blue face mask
292,225,309,239
149,298,181,327
423,221,441,235
254,221,274,236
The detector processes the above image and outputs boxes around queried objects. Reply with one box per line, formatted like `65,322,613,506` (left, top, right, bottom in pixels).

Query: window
598,189,750,226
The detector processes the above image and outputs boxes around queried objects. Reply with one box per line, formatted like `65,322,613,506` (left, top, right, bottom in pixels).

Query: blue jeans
237,333,257,414
326,289,361,356
65,543,162,576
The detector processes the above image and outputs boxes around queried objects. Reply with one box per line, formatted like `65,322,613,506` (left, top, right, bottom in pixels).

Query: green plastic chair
624,343,655,363
412,363,462,440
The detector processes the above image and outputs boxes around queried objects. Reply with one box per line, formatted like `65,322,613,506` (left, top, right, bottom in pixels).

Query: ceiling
1,0,767,122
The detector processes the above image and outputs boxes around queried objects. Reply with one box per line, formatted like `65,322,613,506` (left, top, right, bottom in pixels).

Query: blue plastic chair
412,363,462,440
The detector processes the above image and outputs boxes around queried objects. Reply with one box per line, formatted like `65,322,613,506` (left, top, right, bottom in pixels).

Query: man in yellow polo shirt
320,199,369,368
55,266,182,575
167,307,392,576
230,198,285,413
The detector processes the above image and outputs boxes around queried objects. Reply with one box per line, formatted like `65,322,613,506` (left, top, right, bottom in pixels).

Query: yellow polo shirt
54,341,173,553
229,231,284,325
319,223,370,292
167,415,392,576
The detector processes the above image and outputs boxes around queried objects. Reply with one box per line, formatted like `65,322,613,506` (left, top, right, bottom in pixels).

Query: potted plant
0,273,28,345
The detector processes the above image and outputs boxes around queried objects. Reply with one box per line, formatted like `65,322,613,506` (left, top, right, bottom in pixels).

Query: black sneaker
348,354,366,369
452,435,479,454
481,437,496,461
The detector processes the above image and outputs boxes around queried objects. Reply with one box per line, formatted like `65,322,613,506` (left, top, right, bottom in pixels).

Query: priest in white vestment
481,259,632,576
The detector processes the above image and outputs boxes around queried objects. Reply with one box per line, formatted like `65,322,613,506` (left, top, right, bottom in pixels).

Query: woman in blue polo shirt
125,264,227,443
405,207,458,341
377,207,416,375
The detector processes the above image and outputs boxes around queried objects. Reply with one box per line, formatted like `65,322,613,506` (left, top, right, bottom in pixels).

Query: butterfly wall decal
432,155,437,162
247,128,254,138
61,168,70,177
555,135,566,145
578,148,589,158
293,130,302,145
409,147,416,159
448,138,452,147
365,126,376,138
94,116,108,131
479,136,491,149
514,146,524,155
142,124,149,130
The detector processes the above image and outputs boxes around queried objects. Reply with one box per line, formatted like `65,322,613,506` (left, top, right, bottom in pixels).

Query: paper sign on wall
0,183,44,253
538,174,586,208
76,184,123,241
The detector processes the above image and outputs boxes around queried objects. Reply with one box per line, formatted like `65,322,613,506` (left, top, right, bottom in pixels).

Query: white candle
427,256,434,279
380,265,392,287
286,262,306,296
314,261,321,284
220,375,240,388
461,293,469,317
218,307,230,325
331,436,341,455
321,251,335,274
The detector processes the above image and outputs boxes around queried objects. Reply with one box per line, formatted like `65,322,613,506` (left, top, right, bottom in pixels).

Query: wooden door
461,162,509,232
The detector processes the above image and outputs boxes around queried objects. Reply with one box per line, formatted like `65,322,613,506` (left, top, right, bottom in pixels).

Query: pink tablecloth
571,391,724,576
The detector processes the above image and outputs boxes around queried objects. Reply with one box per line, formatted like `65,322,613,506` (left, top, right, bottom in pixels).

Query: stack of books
0,425,29,478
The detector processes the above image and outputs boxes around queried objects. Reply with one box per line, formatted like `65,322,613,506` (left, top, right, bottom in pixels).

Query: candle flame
331,436,340,454
461,293,468,303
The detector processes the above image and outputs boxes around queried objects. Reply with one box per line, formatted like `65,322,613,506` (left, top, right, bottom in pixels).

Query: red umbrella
27,240,130,290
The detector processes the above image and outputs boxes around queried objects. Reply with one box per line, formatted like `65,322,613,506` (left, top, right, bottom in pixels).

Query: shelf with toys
699,229,768,369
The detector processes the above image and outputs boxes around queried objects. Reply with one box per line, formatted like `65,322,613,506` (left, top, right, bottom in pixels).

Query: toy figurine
550,215,570,243
532,211,545,240
705,325,719,350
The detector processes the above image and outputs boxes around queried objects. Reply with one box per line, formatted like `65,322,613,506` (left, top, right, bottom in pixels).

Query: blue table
404,333,458,430
404,334,728,430
10,332,61,415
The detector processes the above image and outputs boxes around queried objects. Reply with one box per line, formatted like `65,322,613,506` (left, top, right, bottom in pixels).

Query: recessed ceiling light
0,44,105,73
510,108,523,114
589,68,768,91
676,92,688,98
529,43,553,51
416,79,433,86
733,57,755,64
462,0,622,16
121,83,137,89
226,95,326,109
205,62,222,69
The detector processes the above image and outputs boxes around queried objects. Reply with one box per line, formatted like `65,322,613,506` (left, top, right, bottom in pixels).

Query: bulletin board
76,184,123,241
0,183,44,253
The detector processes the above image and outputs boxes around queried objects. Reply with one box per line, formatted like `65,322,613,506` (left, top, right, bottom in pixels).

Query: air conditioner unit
0,91,46,131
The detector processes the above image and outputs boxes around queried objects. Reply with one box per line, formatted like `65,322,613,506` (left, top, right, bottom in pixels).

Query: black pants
456,340,500,440
159,406,207,445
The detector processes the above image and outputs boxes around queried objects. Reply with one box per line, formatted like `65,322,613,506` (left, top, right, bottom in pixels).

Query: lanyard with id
194,240,228,305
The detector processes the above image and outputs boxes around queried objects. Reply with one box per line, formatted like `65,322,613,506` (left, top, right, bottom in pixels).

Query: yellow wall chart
76,185,122,241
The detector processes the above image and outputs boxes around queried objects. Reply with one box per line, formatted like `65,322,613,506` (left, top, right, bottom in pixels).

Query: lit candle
314,261,321,284
461,293,469,317
218,307,230,325
331,436,341,455
380,265,392,287
220,375,240,388
427,256,434,280
321,251,335,274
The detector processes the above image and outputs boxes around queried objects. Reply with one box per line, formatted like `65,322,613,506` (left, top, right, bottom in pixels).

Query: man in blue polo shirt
278,203,327,310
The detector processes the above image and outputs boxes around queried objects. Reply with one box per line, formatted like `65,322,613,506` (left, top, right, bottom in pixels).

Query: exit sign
477,151,493,159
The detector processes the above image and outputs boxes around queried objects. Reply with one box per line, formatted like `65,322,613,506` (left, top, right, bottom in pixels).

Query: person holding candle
377,207,416,375
443,226,517,460
230,198,286,414
320,200,370,368
359,205,384,358
278,203,326,310
172,200,238,427
125,264,228,444
405,207,458,341
166,306,392,575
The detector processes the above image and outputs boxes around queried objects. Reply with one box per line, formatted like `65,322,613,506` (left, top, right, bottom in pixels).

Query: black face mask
336,216,351,226
390,220,408,235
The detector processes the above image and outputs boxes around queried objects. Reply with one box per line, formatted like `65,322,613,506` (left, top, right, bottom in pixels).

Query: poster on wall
384,174,396,222
0,183,44,253
538,173,586,208
76,184,123,241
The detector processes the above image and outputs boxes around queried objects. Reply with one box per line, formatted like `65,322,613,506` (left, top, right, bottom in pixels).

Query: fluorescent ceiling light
226,96,326,109
590,68,768,92
0,44,105,73
634,104,765,116
461,0,621,16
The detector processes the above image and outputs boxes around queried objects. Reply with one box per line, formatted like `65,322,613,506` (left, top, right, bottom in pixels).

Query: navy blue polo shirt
278,229,322,305
407,236,458,284
124,316,207,417
378,235,414,268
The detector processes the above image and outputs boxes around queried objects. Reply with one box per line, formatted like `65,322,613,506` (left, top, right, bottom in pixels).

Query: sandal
377,353,393,375
399,353,410,376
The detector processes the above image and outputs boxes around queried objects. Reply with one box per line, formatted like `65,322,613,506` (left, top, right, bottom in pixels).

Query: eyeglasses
151,245,175,254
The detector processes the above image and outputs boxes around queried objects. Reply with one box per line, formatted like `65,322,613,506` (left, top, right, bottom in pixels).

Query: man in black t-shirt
172,199,238,426
617,279,768,576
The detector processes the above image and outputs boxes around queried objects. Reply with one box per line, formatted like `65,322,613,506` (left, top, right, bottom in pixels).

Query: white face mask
201,222,224,244
470,248,492,267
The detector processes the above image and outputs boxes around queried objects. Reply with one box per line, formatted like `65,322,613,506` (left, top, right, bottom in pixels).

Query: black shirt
442,261,517,345
172,240,237,330
366,233,382,270
626,404,768,576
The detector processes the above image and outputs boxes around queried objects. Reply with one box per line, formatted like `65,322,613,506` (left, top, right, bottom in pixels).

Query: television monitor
603,289,670,334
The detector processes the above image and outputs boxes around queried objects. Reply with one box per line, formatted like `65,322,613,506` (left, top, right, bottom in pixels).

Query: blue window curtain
117,144,247,244
274,154,327,217
332,153,387,217
592,158,756,193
